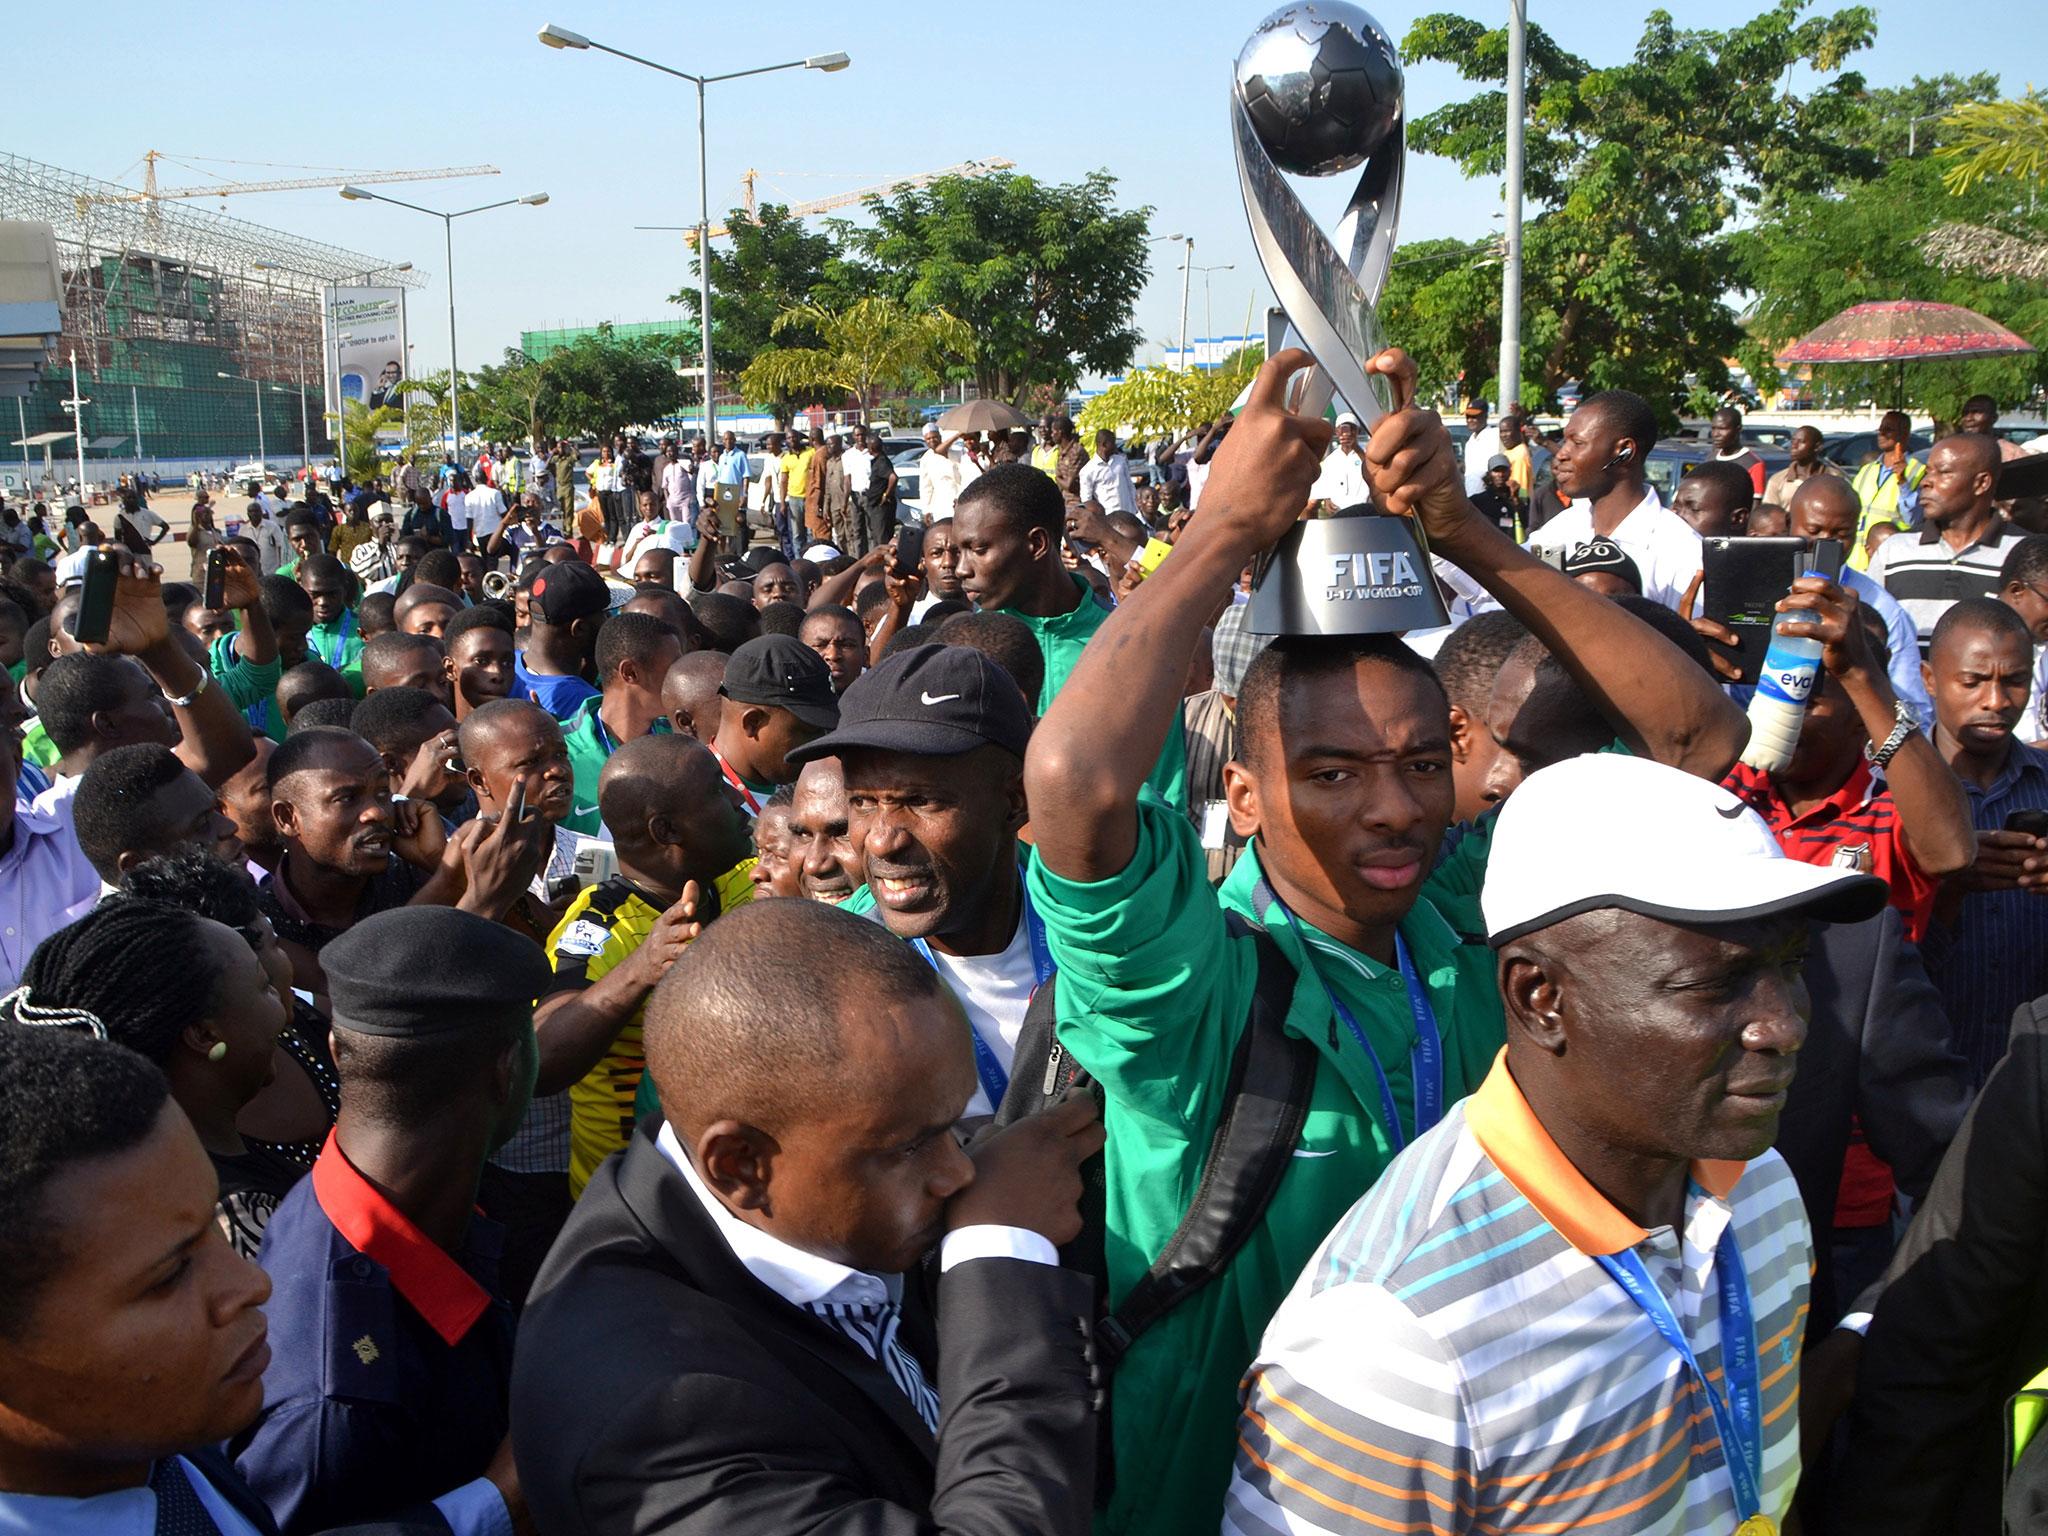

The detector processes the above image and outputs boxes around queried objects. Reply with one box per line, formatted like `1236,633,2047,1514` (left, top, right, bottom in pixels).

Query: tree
1938,90,2048,195
1400,1,1882,414
740,297,972,417
541,327,685,440
1077,358,1260,439
465,351,549,446
1736,152,2048,420
1376,237,1512,408
330,399,404,483
832,171,1152,403
669,203,840,423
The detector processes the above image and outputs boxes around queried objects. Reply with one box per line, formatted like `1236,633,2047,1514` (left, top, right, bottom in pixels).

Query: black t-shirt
258,855,431,956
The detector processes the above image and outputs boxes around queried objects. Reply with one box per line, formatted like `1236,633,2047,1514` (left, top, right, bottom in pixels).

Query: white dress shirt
1078,451,1137,514
1311,444,1371,509
919,448,963,521
842,446,876,496
1527,488,1703,611
1462,424,1503,493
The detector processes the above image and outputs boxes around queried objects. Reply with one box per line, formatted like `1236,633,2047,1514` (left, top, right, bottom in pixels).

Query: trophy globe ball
1235,3,1404,178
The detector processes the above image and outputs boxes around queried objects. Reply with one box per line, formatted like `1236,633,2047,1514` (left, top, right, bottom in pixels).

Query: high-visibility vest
2010,1363,2048,1471
1849,457,1927,569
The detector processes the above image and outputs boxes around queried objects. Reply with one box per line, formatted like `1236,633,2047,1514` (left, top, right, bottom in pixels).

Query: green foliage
464,352,548,446
1401,1,1883,416
1856,74,2001,159
1378,238,1513,408
1938,90,2048,195
1077,360,1259,438
830,170,1153,403
1733,154,2048,419
540,326,685,440
739,297,973,415
330,399,403,483
680,203,843,422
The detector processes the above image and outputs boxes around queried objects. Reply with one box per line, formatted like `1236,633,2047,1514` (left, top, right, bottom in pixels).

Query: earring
207,1041,228,1062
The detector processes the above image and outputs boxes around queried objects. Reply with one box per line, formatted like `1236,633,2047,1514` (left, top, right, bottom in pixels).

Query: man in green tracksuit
1022,352,1747,1536
951,464,1187,812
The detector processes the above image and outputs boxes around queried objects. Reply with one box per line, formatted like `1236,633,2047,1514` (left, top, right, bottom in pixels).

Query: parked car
1641,438,1790,506
1821,429,1931,469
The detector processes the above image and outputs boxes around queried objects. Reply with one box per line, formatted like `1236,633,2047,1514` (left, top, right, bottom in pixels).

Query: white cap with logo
1480,752,1888,946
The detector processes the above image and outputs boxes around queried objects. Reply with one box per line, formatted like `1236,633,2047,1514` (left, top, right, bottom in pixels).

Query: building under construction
0,151,425,470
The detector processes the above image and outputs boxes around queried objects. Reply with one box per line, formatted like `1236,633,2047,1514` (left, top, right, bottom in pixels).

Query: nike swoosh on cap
1716,802,1747,819
920,691,962,706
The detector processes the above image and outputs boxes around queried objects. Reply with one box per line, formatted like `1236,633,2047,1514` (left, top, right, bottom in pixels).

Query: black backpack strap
1095,913,1312,1371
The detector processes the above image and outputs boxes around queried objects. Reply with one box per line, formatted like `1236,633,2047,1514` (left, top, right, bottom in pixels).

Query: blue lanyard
323,609,354,670
1595,1224,1764,1522
1257,880,1442,1153
908,883,1053,1107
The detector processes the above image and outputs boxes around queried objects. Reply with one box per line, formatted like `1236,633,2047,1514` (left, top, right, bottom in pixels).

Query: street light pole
538,25,850,442
1178,237,1194,371
338,190,548,464
1193,263,1235,363
66,350,88,497
1497,0,1526,414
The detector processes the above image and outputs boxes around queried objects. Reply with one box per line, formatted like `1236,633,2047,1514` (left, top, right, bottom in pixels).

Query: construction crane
78,151,499,231
681,157,1014,246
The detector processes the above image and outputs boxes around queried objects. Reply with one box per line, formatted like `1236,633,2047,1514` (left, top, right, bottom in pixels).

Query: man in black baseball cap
708,633,839,813
516,559,612,721
231,905,547,1533
787,643,1038,1119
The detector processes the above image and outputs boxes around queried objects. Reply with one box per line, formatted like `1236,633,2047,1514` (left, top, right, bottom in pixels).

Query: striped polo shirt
1225,1054,1810,1536
1867,517,2014,655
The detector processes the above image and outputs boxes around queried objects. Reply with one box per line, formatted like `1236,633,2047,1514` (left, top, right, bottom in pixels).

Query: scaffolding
0,151,426,468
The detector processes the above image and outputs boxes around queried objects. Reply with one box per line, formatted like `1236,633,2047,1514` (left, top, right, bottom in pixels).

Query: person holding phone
1921,597,2048,1085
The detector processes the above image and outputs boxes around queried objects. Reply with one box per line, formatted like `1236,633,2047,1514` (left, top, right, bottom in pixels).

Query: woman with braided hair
125,845,341,1169
2,897,296,1257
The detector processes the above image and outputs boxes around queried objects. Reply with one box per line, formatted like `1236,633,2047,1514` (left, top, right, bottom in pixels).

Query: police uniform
231,908,550,1536
545,858,756,1198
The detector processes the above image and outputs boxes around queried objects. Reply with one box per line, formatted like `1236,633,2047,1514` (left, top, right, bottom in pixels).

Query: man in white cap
918,423,965,524
1310,410,1370,510
1227,749,1888,1536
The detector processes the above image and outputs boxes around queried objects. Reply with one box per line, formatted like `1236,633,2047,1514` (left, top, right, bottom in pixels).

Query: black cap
741,546,783,576
529,560,611,624
324,907,551,1038
720,634,840,731
789,644,1030,766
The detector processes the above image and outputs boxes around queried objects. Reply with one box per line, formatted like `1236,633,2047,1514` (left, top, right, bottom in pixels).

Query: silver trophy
1234,2,1449,635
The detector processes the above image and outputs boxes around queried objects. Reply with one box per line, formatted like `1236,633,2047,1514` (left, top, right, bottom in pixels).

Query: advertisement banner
322,286,406,440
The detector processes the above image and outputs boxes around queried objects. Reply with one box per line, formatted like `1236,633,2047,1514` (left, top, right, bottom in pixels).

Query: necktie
149,1458,223,1536
808,1297,942,1433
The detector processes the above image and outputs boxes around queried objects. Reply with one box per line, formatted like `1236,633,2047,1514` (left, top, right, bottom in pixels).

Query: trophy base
1247,512,1451,638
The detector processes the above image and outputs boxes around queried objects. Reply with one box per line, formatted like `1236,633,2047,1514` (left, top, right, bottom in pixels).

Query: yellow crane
680,157,1014,246
78,151,500,231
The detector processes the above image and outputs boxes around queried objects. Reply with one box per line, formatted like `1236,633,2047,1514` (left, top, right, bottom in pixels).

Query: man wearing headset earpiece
1527,388,1704,612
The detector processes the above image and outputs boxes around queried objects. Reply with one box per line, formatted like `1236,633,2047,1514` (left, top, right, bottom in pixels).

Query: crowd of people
3,348,2048,1536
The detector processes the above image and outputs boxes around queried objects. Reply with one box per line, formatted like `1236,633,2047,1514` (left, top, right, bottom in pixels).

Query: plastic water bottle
1740,580,1827,772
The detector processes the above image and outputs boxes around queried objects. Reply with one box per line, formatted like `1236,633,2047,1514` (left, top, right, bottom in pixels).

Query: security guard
231,906,548,1536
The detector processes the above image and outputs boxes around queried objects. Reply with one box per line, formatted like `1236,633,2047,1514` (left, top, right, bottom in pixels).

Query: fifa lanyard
909,884,1053,1107
322,609,355,670
1596,1226,1766,1527
1257,880,1442,1152
709,748,762,816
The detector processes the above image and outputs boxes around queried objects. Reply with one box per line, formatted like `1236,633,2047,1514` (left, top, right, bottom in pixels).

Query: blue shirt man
1921,598,2048,1084
715,435,751,487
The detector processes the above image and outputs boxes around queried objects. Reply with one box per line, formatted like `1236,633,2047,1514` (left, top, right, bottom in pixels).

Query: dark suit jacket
510,1121,1099,1535
1829,995,2048,1534
1776,908,1972,1332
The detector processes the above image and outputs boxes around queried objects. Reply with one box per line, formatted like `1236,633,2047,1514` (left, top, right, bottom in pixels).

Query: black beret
324,906,551,1038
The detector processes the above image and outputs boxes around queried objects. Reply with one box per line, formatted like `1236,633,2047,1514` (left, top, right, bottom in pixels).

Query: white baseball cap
1480,753,1886,945
1334,411,1361,427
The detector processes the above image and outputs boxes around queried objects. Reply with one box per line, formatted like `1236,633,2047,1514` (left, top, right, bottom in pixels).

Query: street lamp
538,24,850,441
337,188,548,462
1191,263,1234,365
1149,233,1193,366
218,371,264,468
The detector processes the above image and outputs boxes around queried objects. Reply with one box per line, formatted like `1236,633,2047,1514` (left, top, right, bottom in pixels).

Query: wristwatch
164,670,210,710
1865,696,1916,770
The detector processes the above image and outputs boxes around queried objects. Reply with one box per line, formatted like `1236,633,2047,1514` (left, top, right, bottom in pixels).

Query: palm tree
327,399,405,483
1937,90,2048,196
739,298,973,416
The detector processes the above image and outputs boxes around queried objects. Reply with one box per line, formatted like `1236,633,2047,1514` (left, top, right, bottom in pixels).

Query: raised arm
94,550,256,787
808,545,888,611
1364,391,1748,781
1027,352,1330,883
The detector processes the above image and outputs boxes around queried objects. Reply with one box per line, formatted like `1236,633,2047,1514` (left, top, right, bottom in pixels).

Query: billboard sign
322,286,408,440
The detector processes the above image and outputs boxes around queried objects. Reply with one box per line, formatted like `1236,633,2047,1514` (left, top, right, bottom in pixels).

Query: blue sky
13,0,2041,378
